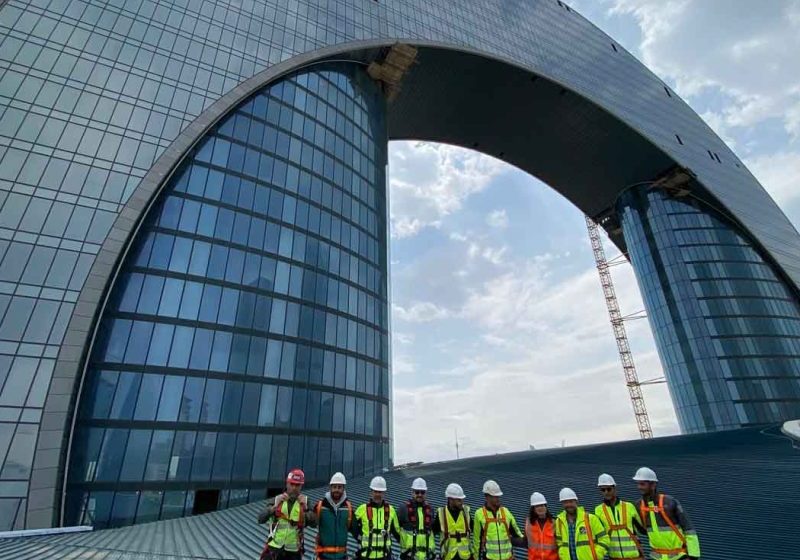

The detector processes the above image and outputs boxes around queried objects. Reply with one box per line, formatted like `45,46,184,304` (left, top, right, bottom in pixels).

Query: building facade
0,0,798,530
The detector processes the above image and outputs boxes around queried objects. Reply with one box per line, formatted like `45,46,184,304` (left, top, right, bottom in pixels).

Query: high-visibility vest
400,501,436,560
594,501,642,559
355,502,398,559
438,505,472,560
639,495,700,560
314,498,353,559
554,507,610,560
473,506,517,560
525,517,557,560
268,494,307,552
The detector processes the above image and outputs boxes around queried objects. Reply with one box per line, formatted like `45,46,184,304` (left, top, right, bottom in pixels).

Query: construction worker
352,476,402,560
595,474,644,560
438,483,473,560
633,467,700,560
525,492,557,560
314,472,353,560
554,488,609,560
257,468,315,560
473,480,525,560
398,477,439,560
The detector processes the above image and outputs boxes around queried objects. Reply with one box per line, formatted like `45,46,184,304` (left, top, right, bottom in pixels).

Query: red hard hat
287,468,305,485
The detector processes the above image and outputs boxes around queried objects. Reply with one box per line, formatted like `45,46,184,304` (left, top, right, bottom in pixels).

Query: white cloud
746,151,800,207
486,209,509,228
388,142,505,238
392,301,452,323
610,0,800,142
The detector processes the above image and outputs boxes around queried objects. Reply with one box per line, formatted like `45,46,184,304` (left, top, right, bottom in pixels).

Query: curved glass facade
619,187,800,433
64,63,390,528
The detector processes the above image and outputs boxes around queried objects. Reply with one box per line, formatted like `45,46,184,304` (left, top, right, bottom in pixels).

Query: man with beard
314,472,354,560
352,476,402,560
398,478,440,560
554,488,609,560
472,480,525,560
438,483,472,560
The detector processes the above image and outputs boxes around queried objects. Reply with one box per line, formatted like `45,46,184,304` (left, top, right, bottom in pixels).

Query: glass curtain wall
64,62,391,528
619,186,800,433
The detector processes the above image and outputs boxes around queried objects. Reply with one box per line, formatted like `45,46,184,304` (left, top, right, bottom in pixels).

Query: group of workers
257,467,700,560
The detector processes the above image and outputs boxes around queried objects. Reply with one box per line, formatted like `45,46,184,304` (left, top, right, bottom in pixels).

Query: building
0,0,798,530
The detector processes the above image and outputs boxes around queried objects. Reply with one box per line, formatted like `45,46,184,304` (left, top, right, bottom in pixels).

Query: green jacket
315,493,353,560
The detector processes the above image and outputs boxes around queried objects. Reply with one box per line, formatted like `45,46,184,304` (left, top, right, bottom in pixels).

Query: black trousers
260,546,302,560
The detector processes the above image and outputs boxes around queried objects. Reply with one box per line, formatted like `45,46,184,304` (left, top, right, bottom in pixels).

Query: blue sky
388,0,800,464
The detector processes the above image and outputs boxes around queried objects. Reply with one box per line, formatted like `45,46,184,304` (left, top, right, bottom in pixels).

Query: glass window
158,278,184,317
119,429,151,481
146,323,174,366
134,374,164,421
189,328,214,370
210,331,232,372
258,384,277,427
144,430,174,481
110,372,141,420
200,378,224,423
168,326,194,368
198,284,221,323
94,429,128,481
232,433,255,481
178,281,202,320
212,432,235,481
275,386,293,427
220,381,243,424
169,431,195,481
179,377,205,423
157,375,185,422
191,431,216,481
251,434,272,481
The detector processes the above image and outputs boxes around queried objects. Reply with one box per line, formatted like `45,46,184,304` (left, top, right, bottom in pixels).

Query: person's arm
350,506,364,540
553,518,567,557
390,508,403,543
630,504,646,536
671,498,700,559
590,514,610,560
471,511,482,559
303,497,318,528
396,503,410,530
508,512,525,547
257,497,277,524
431,507,441,535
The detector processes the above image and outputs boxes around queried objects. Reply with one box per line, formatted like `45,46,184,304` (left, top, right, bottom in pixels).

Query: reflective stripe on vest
401,502,436,558
480,507,513,560
524,518,557,560
270,495,305,552
639,495,687,560
439,506,471,560
599,502,641,559
360,503,392,559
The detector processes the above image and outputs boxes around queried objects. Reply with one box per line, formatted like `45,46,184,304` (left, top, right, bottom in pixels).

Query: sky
388,0,800,465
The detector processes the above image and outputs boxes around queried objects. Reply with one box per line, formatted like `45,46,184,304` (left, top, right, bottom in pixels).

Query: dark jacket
315,492,354,560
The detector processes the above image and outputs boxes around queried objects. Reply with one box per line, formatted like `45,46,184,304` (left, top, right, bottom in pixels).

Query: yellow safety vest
554,507,610,560
473,506,518,560
594,501,642,559
438,505,472,560
355,502,398,559
400,502,436,560
639,495,700,560
269,495,306,552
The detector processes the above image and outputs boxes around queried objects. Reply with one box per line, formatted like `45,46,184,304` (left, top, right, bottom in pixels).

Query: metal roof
1,426,796,559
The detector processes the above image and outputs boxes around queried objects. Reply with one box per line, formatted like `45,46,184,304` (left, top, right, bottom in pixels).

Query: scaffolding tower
586,216,654,439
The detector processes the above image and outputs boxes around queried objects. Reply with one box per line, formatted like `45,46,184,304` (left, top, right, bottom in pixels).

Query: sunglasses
599,487,615,493
413,490,426,495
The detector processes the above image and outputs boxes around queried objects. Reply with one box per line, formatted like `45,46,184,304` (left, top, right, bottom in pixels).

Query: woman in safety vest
525,492,557,560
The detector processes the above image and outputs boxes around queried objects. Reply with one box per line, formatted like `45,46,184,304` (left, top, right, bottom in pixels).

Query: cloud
746,151,800,207
392,301,452,323
610,0,800,142
388,142,506,238
486,209,509,228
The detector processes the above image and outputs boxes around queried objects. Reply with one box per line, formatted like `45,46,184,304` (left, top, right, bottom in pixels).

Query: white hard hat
329,472,347,485
445,483,466,499
530,492,547,506
482,480,503,497
559,488,578,502
411,478,428,491
597,473,616,487
632,467,658,482
370,476,388,491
